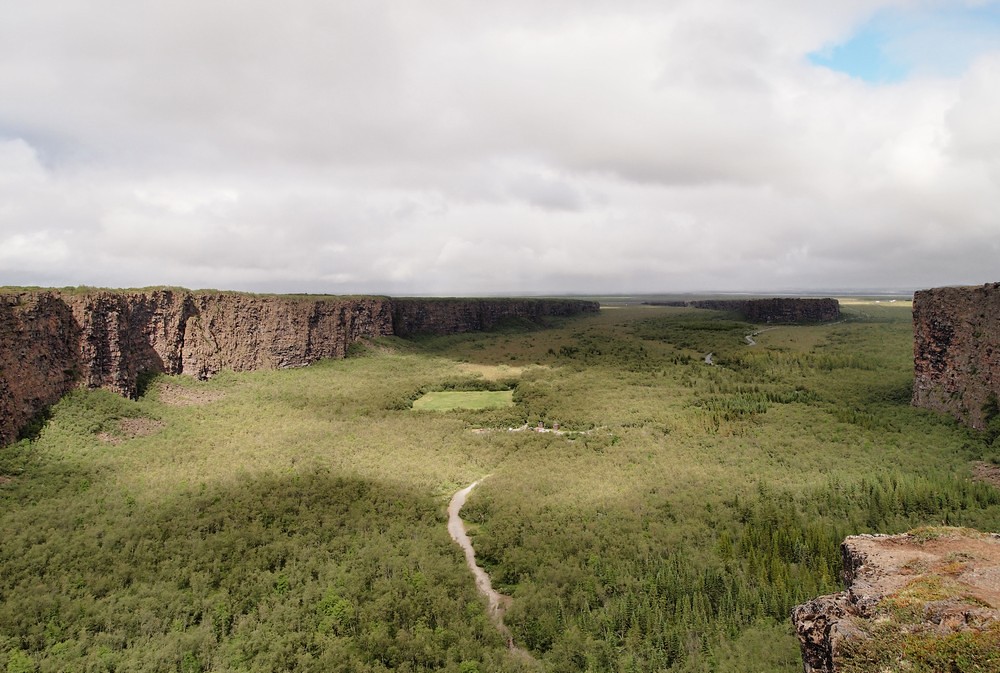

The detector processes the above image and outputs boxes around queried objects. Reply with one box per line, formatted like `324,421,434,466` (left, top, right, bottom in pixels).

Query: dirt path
448,481,538,665
744,327,777,346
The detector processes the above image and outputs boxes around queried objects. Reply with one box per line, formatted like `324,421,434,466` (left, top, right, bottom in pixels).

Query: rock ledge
792,528,1000,672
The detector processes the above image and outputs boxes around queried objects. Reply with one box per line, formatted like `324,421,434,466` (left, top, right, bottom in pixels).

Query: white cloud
0,0,998,294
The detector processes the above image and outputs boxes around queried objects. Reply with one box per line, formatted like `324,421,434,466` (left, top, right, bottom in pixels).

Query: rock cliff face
913,283,1000,430
0,293,80,446
56,291,396,395
181,294,394,380
645,298,840,323
792,529,1000,673
0,289,597,445
738,298,840,324
391,297,600,336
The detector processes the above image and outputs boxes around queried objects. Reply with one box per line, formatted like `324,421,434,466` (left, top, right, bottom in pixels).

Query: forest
2,299,999,672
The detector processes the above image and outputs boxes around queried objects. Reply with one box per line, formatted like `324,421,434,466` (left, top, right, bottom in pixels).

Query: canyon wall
391,297,600,336
0,290,598,445
913,283,1000,430
0,293,81,446
645,298,841,323
57,290,396,395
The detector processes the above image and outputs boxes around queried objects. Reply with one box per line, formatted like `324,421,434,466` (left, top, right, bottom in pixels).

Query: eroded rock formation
392,297,600,336
792,529,1000,673
913,283,1000,430
0,293,80,446
0,289,598,445
645,298,841,323
56,290,396,397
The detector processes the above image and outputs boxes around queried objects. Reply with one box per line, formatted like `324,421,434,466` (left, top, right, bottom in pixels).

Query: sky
1,0,999,295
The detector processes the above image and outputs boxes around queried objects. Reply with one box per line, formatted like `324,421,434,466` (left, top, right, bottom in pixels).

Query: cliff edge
0,289,599,445
913,283,1000,430
391,297,601,336
792,528,1000,673
644,297,841,323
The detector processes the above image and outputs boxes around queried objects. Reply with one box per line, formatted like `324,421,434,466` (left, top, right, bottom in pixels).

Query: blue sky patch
809,3,1000,83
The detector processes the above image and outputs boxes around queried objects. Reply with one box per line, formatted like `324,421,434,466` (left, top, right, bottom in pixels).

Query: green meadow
2,301,999,672
412,391,515,412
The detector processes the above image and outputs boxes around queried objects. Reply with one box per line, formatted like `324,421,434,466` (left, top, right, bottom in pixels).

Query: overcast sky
1,1,998,295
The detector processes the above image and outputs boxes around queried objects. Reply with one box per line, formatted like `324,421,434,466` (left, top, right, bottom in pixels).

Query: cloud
0,0,998,294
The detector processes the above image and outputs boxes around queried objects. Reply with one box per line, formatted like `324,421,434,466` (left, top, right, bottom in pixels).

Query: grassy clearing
1,300,998,672
413,390,515,411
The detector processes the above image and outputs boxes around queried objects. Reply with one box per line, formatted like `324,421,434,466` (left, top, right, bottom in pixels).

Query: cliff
913,283,1000,430
0,289,598,445
792,528,1000,673
55,290,396,395
644,298,841,323
0,293,80,446
391,297,600,336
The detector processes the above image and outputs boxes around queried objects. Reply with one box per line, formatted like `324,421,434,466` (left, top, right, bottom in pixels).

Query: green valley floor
2,301,999,672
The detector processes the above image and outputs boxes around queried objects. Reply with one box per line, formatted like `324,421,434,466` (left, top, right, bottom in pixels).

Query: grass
839,525,1000,672
840,623,1000,673
1,299,998,672
412,390,515,411
842,566,1000,673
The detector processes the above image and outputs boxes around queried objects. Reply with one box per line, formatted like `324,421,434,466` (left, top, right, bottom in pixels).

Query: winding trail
744,327,778,346
448,480,538,664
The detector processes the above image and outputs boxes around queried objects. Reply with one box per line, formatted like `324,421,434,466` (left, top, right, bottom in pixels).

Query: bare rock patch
98,417,166,444
972,460,1000,489
156,383,226,407
792,528,1000,672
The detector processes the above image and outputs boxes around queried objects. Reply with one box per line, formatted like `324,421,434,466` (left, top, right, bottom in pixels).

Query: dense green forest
2,301,998,672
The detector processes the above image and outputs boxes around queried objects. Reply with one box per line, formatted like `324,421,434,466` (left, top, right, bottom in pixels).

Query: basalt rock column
913,283,1000,429
0,293,80,445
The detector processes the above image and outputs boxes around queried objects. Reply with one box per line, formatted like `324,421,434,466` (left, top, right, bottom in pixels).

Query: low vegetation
412,391,515,412
2,300,999,672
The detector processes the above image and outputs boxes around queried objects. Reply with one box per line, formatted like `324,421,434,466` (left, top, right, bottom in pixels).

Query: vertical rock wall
0,290,598,445
740,298,840,323
391,297,600,336
913,283,1000,429
63,290,193,395
180,294,394,379
0,293,80,446
57,292,397,396
642,298,841,323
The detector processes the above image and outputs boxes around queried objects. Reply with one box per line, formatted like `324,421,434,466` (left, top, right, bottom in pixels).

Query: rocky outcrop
55,290,397,395
0,289,598,445
180,294,394,380
792,529,1000,673
62,290,195,396
644,298,840,323
391,297,600,336
913,283,1000,430
0,293,80,446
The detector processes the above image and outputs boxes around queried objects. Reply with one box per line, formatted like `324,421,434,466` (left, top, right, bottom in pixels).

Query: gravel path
448,480,538,664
